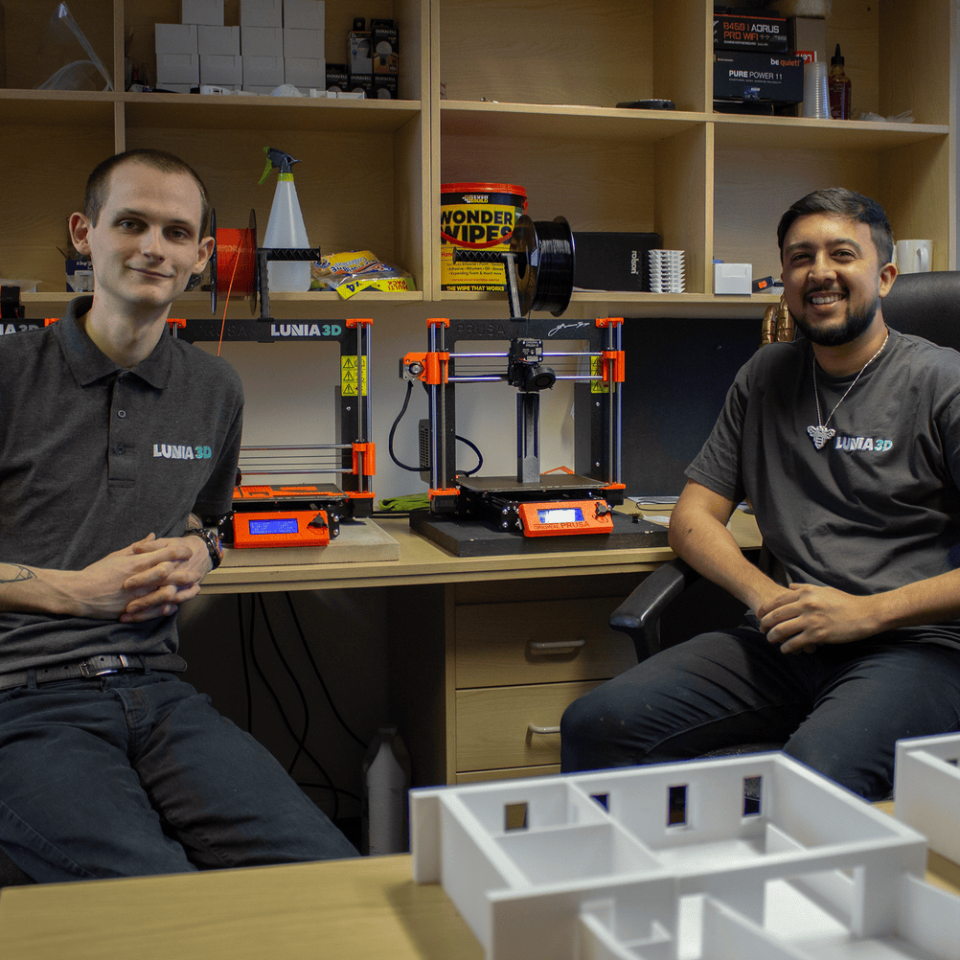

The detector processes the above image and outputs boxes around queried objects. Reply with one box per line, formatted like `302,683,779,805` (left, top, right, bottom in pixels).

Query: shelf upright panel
654,0,711,114
427,0,443,299
392,0,431,305
878,0,956,269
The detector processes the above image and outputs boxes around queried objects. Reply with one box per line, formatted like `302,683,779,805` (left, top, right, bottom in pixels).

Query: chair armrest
609,558,702,662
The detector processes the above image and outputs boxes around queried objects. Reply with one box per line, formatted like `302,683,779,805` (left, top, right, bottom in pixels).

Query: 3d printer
398,216,668,556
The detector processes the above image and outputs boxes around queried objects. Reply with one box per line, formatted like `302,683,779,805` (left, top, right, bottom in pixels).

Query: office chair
608,270,960,753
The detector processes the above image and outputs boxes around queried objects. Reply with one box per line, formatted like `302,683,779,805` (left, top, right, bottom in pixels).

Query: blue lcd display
248,517,300,536
537,507,584,524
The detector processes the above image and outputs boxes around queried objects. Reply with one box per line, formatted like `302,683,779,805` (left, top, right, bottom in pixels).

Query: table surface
1,817,958,960
0,854,482,960
204,508,762,593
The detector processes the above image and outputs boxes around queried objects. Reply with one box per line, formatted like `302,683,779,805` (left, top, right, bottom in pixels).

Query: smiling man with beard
561,188,960,801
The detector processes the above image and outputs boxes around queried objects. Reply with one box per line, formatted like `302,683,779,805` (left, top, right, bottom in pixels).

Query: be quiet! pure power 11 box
713,51,803,104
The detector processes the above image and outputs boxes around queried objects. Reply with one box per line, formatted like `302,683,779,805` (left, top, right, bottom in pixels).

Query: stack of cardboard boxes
154,1,399,98
712,8,803,113
155,0,326,95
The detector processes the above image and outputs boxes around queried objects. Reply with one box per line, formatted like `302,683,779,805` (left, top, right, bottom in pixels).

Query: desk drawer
455,680,603,772
455,598,636,688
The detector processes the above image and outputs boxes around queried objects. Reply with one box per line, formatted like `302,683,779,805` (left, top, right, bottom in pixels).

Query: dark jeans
0,671,357,882
560,626,960,800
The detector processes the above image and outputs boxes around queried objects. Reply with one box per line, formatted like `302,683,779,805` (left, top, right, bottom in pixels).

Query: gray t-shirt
687,328,960,646
0,297,244,672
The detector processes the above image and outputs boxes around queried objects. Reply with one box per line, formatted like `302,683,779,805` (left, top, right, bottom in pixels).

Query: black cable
284,592,367,750
389,379,483,476
456,434,483,476
257,593,311,776
246,594,342,817
236,593,254,732
388,380,421,472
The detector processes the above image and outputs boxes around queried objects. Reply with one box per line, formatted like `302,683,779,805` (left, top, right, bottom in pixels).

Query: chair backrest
882,270,960,351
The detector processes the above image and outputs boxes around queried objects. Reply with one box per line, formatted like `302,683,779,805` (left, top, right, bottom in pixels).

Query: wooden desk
204,509,763,786
0,855,481,960
204,510,762,594
0,834,957,960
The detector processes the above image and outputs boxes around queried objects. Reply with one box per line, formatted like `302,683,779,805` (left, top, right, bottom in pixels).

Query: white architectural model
410,746,960,960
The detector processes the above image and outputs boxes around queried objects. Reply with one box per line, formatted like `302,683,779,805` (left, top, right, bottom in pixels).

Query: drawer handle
528,723,561,736
527,639,587,654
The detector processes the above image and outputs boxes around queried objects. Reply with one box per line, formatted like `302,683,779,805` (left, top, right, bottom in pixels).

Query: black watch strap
185,527,223,570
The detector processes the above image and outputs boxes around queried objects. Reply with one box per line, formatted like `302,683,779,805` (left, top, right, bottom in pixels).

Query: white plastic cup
803,61,829,119
896,239,933,274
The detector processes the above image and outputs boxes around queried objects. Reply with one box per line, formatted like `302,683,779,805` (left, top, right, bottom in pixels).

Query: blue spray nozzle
259,147,302,184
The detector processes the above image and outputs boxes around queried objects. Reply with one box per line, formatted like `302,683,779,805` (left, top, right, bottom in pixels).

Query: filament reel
453,215,576,318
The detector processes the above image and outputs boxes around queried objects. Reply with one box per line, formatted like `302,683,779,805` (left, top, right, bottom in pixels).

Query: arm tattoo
0,564,36,584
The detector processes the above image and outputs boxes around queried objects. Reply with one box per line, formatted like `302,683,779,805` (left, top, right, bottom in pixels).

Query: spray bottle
259,147,312,293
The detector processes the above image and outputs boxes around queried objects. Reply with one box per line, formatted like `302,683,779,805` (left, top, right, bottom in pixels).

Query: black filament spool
510,216,576,317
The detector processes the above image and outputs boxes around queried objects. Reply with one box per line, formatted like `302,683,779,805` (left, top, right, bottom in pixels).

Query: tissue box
243,55,284,87
241,26,283,57
241,0,282,28
714,263,752,295
283,27,323,59
182,0,224,26
198,25,240,56
285,56,324,87
155,23,198,55
200,54,242,85
284,0,324,30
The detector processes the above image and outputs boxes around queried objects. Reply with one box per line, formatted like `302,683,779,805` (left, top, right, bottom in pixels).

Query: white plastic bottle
260,147,312,293
361,724,412,856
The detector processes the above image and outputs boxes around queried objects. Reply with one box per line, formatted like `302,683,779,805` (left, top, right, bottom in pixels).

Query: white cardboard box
181,0,224,26
284,56,324,87
243,55,284,86
241,26,283,58
155,23,198,55
156,53,200,85
200,54,243,85
198,25,240,56
283,27,323,59
714,262,752,295
241,0,283,28
283,0,325,30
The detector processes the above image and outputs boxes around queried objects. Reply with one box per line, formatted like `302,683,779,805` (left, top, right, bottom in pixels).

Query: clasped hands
756,583,877,654
78,533,211,623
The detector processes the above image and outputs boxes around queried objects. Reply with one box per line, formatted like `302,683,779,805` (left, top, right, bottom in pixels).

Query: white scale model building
410,734,960,960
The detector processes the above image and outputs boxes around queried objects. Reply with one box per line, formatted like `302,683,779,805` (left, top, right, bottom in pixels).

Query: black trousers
560,626,960,800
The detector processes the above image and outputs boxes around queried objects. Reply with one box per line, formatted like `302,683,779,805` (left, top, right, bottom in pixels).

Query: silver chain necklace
806,330,889,450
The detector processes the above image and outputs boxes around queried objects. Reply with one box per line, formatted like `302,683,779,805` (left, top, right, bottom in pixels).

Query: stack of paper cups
648,249,685,293
803,61,830,119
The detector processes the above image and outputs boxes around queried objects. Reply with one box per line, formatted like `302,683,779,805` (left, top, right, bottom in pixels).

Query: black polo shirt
0,297,243,672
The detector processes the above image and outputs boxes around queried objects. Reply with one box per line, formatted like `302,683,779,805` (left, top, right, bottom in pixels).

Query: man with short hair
0,149,356,881
561,188,960,800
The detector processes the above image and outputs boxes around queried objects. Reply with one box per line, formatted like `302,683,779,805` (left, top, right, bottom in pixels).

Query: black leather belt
0,654,187,691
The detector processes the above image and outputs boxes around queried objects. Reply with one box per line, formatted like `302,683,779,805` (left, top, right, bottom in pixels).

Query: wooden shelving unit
1,0,954,320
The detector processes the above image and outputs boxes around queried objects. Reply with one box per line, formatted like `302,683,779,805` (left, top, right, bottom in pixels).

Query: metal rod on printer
427,322,442,491
359,320,370,493
609,321,622,486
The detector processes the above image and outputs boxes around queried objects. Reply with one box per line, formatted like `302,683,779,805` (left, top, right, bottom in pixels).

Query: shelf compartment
714,133,953,281
436,0,708,114
121,92,421,134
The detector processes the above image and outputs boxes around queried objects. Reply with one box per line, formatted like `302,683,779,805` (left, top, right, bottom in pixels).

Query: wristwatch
184,527,223,570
